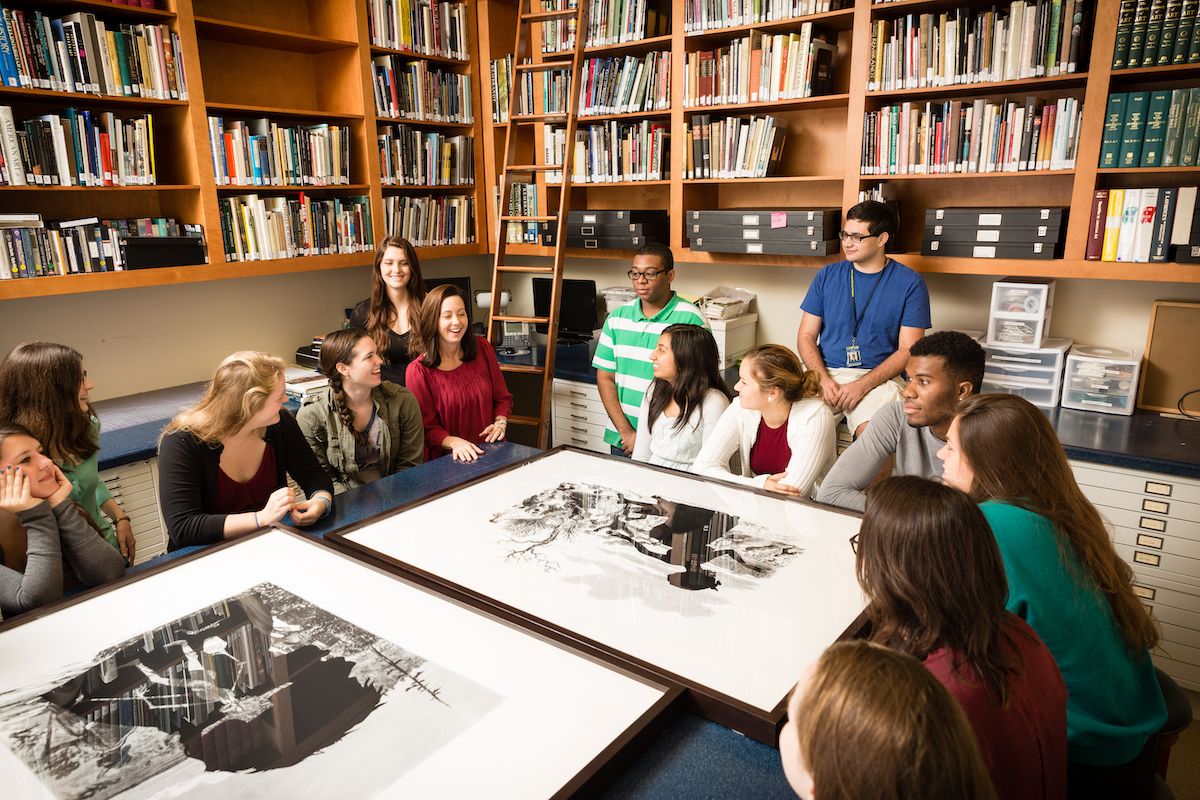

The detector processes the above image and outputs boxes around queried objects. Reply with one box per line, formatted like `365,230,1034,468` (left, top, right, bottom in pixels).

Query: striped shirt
592,292,708,447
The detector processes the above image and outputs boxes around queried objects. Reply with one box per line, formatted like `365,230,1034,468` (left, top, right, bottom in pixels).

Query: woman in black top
349,236,426,385
157,352,333,550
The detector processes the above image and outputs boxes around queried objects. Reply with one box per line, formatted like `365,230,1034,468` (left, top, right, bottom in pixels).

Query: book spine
1099,92,1126,169
1157,0,1185,64
1128,0,1152,64
1102,187,1125,260
1140,89,1172,166
1119,91,1150,167
1142,0,1167,65
1086,189,1109,259
1163,88,1190,166
1149,187,1178,261
1173,0,1199,63
1181,87,1200,165
1113,0,1138,67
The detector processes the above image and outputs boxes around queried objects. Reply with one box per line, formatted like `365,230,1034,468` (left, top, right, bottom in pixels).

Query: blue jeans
610,445,631,458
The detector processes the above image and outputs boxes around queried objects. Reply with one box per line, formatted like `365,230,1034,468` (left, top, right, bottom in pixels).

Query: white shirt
632,388,731,472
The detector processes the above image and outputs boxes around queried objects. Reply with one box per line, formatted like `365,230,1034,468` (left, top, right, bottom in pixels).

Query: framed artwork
329,448,866,742
0,529,680,799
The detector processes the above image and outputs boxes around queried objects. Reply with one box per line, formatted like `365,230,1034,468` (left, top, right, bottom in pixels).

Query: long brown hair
0,341,97,464
318,328,372,447
956,393,1160,654
412,284,476,369
858,476,1020,705
793,640,998,800
647,325,732,433
160,352,286,445
364,235,425,359
743,345,820,402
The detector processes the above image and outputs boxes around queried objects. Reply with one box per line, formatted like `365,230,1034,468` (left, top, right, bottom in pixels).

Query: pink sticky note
771,212,787,229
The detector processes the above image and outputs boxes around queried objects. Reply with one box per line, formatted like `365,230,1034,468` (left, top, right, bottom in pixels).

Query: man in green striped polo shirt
592,243,709,457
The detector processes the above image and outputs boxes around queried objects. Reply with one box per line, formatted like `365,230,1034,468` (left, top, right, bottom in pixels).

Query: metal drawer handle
571,438,587,445
1137,534,1164,550
1145,481,1173,497
1143,499,1170,515
570,402,586,409
1139,517,1167,533
570,414,586,421
571,426,586,433
1134,551,1161,567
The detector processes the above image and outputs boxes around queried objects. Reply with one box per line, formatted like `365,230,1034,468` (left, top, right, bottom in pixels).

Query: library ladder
487,0,591,448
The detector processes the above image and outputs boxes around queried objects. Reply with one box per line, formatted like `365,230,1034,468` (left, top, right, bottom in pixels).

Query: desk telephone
500,321,532,354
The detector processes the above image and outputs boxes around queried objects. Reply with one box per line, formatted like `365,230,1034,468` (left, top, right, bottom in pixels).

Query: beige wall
3,253,1196,401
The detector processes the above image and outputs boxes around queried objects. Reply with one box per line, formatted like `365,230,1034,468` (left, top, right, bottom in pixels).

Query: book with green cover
1101,93,1127,168
1128,0,1153,65
1119,91,1151,168
1141,91,1173,166
1190,4,1200,61
1172,0,1198,63
1180,87,1200,166
1141,0,1168,65
1113,0,1139,67
1157,0,1185,64
1163,88,1191,166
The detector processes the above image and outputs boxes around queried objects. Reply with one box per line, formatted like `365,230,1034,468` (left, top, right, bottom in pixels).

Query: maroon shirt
748,417,791,476
213,444,278,515
925,615,1068,800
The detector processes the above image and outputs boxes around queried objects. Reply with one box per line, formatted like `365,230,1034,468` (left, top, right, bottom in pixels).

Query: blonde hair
793,641,998,800
161,351,286,444
743,344,820,402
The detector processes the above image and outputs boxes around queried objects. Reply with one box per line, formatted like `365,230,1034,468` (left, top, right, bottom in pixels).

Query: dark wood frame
0,526,684,799
326,445,867,744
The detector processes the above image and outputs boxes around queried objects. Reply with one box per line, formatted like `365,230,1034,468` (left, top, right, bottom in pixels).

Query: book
1181,87,1200,166
1118,91,1150,168
1141,0,1168,65
1115,189,1143,261
1140,90,1172,167
1113,0,1139,68
1102,188,1125,261
1173,0,1199,63
1170,186,1198,244
1099,93,1126,169
1149,187,1178,261
1156,0,1185,64
1131,187,1160,261
1128,0,1153,65
1163,88,1191,166
382,193,474,247
1086,190,1109,260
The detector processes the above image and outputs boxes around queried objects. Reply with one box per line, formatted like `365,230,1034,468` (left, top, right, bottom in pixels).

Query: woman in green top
0,342,135,564
938,393,1165,799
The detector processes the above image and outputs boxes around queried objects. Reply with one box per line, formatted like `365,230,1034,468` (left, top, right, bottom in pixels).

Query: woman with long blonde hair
157,352,333,550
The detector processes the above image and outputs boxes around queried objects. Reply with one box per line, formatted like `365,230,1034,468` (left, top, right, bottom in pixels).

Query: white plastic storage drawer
99,458,167,565
980,379,1059,408
1061,346,1141,417
984,339,1072,371
985,364,1061,388
987,278,1055,349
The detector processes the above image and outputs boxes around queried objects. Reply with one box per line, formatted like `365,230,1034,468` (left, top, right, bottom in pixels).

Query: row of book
867,0,1085,92
365,0,470,61
0,214,204,279
372,55,474,124
1086,187,1200,263
490,55,514,123
383,193,475,246
0,106,155,186
580,53,671,116
207,117,351,188
684,26,837,107
1100,90,1200,170
686,114,787,179
860,95,1083,175
378,125,474,186
0,7,188,100
685,0,848,34
501,182,542,243
218,194,374,262
1112,0,1200,69
536,0,670,53
544,120,669,183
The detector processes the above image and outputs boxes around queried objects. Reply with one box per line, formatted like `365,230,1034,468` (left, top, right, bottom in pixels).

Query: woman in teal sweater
939,393,1165,799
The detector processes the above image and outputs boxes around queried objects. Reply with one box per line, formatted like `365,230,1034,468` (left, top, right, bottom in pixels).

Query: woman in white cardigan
692,344,835,497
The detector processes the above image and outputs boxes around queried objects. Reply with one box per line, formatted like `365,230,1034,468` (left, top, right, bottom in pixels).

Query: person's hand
0,466,41,513
445,436,485,462
619,430,637,455
480,419,507,443
289,497,327,527
116,520,137,563
259,486,294,526
763,472,804,496
818,375,842,408
835,378,872,411
47,463,74,507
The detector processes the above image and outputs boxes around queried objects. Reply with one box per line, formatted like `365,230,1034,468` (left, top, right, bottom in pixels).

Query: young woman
856,475,1067,800
157,352,334,550
0,342,135,563
631,324,733,471
297,328,424,493
405,285,513,463
779,640,998,800
349,236,426,385
691,344,835,496
0,423,126,617
939,394,1166,798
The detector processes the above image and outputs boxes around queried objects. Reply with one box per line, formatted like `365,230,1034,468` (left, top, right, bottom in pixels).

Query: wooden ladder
487,0,591,448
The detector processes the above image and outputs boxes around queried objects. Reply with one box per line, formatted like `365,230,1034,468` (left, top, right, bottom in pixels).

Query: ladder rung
521,8,581,21
500,215,557,222
494,314,551,324
511,112,569,123
507,164,561,173
514,62,574,73
506,415,543,426
500,364,548,375
497,264,555,273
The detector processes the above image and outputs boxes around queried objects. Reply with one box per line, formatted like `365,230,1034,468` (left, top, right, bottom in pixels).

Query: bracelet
114,516,131,525
254,511,260,528
314,495,332,517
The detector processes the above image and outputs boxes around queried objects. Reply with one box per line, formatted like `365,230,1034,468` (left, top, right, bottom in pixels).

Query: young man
592,242,708,456
796,201,931,438
815,331,984,512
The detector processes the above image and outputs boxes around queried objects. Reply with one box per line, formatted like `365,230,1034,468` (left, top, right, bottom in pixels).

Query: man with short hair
796,201,931,438
815,331,985,512
593,242,708,457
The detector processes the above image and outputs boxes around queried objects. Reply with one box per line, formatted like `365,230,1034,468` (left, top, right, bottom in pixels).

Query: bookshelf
473,0,1200,284
0,0,488,300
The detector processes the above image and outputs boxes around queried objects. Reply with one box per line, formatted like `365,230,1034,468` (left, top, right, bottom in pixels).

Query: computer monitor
426,275,472,302
532,278,598,342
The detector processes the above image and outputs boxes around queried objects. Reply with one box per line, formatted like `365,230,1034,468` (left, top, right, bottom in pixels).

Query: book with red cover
1086,189,1109,260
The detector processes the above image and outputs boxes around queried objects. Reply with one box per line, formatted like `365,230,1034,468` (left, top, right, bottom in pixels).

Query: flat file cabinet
99,458,168,565
552,379,610,454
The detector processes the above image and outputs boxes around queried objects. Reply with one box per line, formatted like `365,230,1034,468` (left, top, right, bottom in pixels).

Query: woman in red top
405,285,513,462
855,475,1068,800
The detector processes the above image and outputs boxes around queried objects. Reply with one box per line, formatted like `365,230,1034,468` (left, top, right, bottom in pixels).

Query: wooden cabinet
99,457,168,565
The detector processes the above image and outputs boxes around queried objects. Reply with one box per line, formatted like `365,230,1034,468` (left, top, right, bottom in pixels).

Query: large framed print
0,529,680,799
329,448,866,742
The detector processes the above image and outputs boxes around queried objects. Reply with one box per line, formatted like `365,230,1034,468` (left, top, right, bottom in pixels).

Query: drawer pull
568,391,586,398
1142,499,1170,515
1139,517,1167,533
1145,481,1173,497
571,426,586,433
570,414,586,421
1136,534,1164,550
1134,551,1161,567
571,438,587,445
570,402,587,409
1133,584,1156,600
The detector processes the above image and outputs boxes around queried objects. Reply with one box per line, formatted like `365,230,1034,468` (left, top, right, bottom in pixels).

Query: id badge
845,344,862,367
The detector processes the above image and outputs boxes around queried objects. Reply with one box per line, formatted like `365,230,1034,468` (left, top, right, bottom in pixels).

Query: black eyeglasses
838,231,880,244
627,269,666,281
849,533,860,554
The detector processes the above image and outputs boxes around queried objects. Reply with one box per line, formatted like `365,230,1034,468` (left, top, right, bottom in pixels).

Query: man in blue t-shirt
796,201,930,438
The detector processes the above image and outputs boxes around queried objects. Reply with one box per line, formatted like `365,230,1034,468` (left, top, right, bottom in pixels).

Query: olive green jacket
297,382,424,493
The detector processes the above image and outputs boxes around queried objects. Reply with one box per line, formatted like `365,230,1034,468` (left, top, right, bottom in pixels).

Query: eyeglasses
838,231,880,244
627,269,666,281
849,533,860,554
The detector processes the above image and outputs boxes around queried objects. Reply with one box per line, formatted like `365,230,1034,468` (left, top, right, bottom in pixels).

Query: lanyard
849,261,890,344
